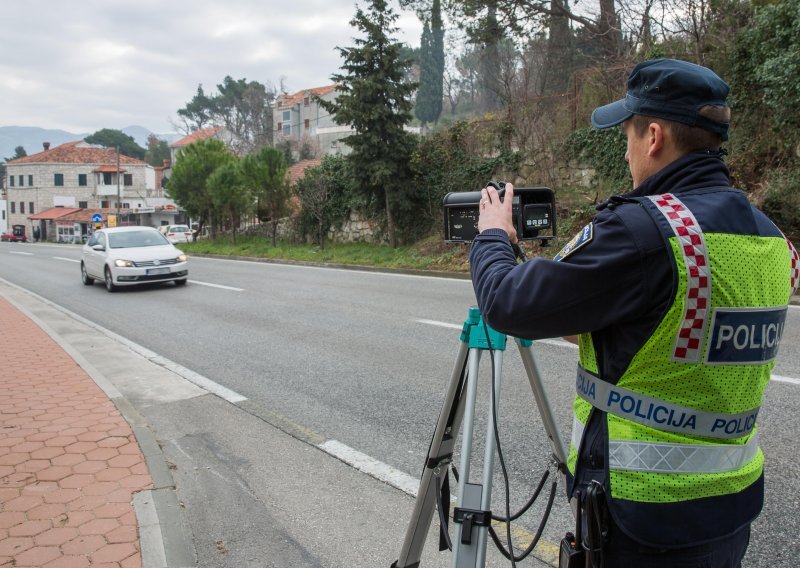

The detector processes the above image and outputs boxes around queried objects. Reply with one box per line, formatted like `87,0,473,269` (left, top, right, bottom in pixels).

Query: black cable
492,469,549,522
488,479,558,562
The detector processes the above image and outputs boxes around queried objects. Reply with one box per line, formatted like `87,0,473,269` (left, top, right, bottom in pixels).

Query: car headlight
177,254,188,262
114,259,134,267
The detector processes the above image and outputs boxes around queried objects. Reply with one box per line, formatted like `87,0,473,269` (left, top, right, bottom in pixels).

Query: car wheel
174,279,187,286
81,263,94,286
104,267,117,293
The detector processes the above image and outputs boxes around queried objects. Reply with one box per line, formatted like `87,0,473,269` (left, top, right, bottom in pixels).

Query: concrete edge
0,285,197,568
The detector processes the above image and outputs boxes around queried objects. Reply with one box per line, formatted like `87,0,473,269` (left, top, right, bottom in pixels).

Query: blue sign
92,213,103,224
706,307,787,364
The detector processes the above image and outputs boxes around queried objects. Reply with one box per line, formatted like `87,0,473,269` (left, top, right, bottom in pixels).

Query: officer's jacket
470,151,799,547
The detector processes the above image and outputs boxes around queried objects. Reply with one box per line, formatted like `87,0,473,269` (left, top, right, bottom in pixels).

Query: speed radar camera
443,183,556,244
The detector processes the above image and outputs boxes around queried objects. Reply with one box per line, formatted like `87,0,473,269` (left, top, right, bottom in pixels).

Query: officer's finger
503,183,514,211
485,185,499,205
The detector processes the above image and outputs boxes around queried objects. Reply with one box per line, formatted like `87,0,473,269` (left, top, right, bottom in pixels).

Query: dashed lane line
186,280,244,291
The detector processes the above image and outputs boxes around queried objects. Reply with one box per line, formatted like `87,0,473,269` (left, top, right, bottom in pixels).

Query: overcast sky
1,0,423,135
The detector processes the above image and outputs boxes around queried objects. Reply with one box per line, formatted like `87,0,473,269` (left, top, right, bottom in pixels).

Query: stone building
3,141,173,241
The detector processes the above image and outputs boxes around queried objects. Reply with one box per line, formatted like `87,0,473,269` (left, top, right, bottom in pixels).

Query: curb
1,287,197,568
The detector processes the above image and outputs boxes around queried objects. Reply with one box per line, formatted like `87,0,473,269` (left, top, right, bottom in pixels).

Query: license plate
147,267,170,275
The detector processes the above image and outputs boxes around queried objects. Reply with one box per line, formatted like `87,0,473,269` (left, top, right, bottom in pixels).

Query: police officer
470,59,799,567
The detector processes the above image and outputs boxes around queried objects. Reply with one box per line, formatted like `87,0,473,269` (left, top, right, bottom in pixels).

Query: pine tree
319,0,417,247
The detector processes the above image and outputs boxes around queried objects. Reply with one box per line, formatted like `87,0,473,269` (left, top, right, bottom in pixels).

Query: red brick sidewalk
0,296,153,567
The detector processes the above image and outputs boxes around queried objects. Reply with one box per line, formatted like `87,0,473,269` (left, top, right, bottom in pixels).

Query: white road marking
187,280,243,292
772,375,800,386
53,256,79,263
415,318,460,330
414,318,578,349
318,440,420,497
415,319,799,382
8,251,33,256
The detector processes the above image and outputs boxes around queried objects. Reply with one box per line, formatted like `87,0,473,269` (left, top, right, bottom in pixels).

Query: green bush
563,127,629,193
761,168,800,241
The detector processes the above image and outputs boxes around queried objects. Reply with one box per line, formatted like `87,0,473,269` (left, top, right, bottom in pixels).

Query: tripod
392,307,570,568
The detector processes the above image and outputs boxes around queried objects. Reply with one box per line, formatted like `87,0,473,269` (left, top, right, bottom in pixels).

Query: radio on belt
442,183,557,244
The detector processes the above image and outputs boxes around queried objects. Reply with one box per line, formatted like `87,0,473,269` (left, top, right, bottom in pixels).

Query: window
103,172,113,185
54,173,64,186
304,119,310,129
20,202,24,214
123,174,133,186
18,175,23,187
304,96,310,106
1,211,4,220
78,201,88,209
282,110,291,136
29,202,34,214
9,176,13,187
101,201,109,208
78,174,87,186
10,202,15,213
28,175,33,186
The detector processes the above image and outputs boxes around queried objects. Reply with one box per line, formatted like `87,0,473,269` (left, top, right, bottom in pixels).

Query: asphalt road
2,240,799,567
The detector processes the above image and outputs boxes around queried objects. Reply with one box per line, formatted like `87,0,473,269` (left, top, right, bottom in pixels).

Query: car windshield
171,226,190,232
108,230,169,248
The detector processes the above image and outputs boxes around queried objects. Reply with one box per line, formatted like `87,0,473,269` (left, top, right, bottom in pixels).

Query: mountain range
0,126,181,162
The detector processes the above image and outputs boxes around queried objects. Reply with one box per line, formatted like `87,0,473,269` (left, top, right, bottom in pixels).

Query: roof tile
7,142,147,166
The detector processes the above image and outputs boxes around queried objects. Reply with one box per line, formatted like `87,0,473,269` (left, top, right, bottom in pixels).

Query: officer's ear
646,121,666,158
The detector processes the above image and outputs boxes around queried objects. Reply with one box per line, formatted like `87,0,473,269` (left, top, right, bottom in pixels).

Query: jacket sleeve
469,208,669,340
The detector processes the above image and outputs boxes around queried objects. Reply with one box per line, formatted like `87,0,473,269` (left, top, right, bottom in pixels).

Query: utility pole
116,146,121,217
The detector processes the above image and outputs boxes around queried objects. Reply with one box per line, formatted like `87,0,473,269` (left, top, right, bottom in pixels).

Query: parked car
1,225,27,242
80,226,188,292
161,224,194,244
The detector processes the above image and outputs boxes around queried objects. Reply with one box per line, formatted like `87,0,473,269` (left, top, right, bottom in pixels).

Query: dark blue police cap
591,59,730,140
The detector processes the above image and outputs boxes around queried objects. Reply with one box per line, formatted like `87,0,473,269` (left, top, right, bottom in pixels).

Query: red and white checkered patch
649,194,711,363
788,238,799,296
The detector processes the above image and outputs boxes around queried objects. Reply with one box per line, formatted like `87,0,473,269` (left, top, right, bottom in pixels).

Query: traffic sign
92,213,103,224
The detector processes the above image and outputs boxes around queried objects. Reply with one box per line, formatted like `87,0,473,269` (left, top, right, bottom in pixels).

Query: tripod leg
477,350,506,567
452,347,483,567
393,341,471,568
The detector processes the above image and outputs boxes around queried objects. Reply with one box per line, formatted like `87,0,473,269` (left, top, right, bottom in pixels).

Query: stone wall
327,211,382,244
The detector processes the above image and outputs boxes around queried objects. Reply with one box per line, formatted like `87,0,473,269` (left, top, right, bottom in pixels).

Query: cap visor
591,99,632,129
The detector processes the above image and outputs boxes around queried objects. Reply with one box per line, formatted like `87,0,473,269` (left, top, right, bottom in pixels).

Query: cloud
0,0,422,134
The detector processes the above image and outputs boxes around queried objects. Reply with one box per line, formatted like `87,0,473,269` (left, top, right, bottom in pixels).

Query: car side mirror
92,244,105,251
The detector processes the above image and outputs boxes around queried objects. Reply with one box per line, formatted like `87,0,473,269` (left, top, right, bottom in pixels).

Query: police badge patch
553,223,593,261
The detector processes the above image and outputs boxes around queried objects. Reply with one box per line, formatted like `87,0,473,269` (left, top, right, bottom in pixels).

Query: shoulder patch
553,223,593,262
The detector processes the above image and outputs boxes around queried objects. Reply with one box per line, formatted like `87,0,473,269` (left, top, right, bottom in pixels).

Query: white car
160,224,194,244
81,226,188,292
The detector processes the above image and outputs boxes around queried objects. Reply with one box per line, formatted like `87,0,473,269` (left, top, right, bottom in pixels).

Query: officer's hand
478,183,518,243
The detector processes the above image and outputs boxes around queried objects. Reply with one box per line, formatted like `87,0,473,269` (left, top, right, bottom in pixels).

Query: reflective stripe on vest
571,417,760,474
648,193,711,363
576,367,759,439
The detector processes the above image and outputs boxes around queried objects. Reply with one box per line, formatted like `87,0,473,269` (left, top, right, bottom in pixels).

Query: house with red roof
3,141,179,242
168,126,226,165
